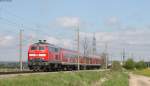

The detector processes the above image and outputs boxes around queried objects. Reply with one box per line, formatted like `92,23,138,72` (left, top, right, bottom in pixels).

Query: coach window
55,48,59,52
48,47,55,52
39,46,45,50
48,47,52,51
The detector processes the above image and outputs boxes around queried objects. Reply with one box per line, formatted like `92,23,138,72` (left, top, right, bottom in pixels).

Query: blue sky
0,0,150,61
1,0,150,30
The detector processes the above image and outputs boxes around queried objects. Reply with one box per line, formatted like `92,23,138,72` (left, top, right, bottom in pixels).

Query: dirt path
129,74,150,86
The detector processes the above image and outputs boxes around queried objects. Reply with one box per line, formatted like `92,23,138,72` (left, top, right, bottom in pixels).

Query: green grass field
133,68,150,77
0,70,129,86
102,71,129,86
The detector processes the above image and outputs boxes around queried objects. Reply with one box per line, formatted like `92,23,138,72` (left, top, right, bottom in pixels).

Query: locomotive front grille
29,58,46,65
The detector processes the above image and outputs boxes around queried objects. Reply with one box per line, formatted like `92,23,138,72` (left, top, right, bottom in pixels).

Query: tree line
111,58,147,71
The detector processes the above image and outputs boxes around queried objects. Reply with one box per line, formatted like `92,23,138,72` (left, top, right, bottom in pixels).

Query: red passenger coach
28,40,104,71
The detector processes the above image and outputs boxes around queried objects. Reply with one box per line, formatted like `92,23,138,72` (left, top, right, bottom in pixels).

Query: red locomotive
28,40,104,71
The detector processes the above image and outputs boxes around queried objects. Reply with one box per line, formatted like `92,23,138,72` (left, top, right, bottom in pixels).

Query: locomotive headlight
29,54,36,56
39,54,46,56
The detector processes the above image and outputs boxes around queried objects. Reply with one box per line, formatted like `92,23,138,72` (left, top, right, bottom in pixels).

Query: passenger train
28,40,104,71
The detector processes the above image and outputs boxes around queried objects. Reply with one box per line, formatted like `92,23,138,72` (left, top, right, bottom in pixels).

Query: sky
0,0,150,61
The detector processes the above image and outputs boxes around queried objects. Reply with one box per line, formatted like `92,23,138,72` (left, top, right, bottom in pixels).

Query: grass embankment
134,68,150,77
0,68,20,72
0,70,129,86
102,71,128,86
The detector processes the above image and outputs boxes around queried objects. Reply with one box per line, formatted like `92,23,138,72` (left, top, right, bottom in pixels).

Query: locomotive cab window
39,46,45,50
31,46,37,50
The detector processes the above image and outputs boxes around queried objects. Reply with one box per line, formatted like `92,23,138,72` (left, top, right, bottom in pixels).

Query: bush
135,61,146,70
123,58,135,70
111,61,122,71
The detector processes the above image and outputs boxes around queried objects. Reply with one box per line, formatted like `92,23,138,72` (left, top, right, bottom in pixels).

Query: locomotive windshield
30,46,45,50
31,46,37,50
39,46,45,50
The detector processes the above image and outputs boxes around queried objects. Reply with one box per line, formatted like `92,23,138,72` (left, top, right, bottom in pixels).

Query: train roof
61,48,78,53
30,40,102,59
31,40,57,47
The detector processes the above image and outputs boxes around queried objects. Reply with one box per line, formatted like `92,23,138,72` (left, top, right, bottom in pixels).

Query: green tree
135,61,146,69
124,58,135,70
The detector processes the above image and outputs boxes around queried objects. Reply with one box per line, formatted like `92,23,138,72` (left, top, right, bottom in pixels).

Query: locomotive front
28,40,49,71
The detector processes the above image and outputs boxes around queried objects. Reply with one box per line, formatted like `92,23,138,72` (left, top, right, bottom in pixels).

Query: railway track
0,69,106,76
0,71,36,75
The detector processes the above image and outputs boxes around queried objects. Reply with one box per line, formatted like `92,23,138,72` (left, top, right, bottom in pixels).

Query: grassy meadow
0,70,129,86
102,71,129,86
133,68,150,77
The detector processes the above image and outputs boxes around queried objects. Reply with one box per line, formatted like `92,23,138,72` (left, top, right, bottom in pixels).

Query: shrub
135,61,146,70
123,58,135,70
111,61,122,71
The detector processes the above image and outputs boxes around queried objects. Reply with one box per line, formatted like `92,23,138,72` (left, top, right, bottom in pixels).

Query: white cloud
81,28,150,46
46,36,60,45
105,16,121,27
80,28,150,60
56,16,80,28
0,35,14,47
61,39,72,48
80,31,119,43
27,32,37,39
45,36,72,49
